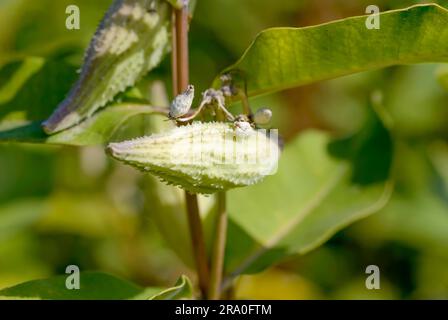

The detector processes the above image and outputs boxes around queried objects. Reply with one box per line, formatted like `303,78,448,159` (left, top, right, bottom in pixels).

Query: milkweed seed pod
107,122,281,194
43,0,171,134
253,108,273,126
169,85,194,119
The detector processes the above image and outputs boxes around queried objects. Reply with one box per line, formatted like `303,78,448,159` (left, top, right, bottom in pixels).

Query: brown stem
184,192,210,297
172,3,210,298
175,6,189,93
171,11,178,92
208,192,227,300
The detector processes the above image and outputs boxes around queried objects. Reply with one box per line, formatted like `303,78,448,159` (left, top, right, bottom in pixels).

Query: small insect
43,0,171,134
175,88,235,123
253,108,273,126
169,85,195,119
106,122,280,194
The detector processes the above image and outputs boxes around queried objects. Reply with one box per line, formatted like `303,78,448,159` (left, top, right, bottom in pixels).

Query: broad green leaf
0,104,164,146
0,272,192,300
225,130,393,279
0,57,166,145
42,0,172,133
218,4,448,98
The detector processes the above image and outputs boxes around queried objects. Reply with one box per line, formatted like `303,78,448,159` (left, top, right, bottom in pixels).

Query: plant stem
184,192,210,297
172,3,210,298
208,192,228,299
174,6,189,93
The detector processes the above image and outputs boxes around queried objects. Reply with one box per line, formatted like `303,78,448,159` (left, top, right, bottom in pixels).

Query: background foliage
0,0,447,299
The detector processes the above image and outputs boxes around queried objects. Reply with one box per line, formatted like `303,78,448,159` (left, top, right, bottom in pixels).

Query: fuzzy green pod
43,0,171,134
107,122,280,194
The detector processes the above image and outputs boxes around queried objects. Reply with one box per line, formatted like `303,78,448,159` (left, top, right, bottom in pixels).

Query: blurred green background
0,0,448,299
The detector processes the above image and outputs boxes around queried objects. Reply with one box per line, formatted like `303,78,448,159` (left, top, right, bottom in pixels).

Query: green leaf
0,57,166,146
43,0,172,133
218,4,448,98
0,272,193,300
0,104,165,146
225,130,393,279
133,275,193,300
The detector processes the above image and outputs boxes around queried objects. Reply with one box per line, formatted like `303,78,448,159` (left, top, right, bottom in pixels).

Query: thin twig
172,3,210,298
208,192,228,300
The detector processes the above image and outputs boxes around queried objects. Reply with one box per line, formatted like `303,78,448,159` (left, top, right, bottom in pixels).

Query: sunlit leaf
225,130,393,279
0,104,165,146
133,275,193,300
0,272,192,300
0,56,167,145
218,4,448,98
42,0,172,133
